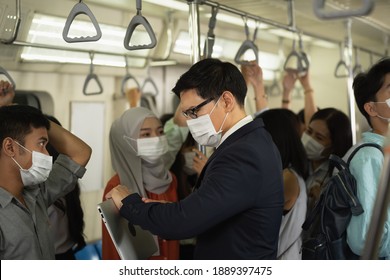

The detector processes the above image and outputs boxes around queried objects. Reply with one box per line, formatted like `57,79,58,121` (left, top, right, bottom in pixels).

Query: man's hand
105,184,132,209
192,148,208,176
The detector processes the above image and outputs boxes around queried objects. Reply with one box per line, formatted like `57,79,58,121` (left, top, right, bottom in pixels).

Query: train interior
0,0,389,258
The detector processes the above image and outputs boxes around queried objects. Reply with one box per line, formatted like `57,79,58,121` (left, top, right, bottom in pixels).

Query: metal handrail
62,0,102,43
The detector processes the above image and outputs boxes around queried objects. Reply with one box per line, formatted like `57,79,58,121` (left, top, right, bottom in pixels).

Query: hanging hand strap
352,47,364,76
234,17,259,65
298,32,310,71
0,0,21,44
283,37,303,73
83,53,103,95
334,42,349,78
63,1,102,43
141,77,158,96
124,0,157,51
203,5,219,59
121,56,140,96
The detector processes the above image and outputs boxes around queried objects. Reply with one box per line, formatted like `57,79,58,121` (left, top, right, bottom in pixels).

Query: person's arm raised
47,120,92,167
298,72,317,128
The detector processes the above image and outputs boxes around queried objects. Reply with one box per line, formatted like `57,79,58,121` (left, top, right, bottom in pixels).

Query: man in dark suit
107,58,284,259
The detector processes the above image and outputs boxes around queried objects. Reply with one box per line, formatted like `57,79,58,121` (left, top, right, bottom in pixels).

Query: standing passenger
302,108,352,210
260,109,308,259
0,105,91,259
102,106,187,260
106,58,284,260
345,58,390,259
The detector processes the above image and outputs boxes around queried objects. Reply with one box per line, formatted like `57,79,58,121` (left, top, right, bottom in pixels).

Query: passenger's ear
364,102,377,117
2,137,16,157
221,91,235,113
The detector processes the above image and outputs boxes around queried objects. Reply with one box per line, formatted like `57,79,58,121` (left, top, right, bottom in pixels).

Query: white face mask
136,135,168,163
301,132,326,161
372,97,390,123
12,141,53,186
186,97,229,147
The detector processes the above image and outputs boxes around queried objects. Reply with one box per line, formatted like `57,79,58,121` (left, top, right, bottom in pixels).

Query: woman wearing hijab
102,107,187,260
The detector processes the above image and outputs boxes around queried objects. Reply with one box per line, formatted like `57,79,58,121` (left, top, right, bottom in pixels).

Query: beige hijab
109,107,172,197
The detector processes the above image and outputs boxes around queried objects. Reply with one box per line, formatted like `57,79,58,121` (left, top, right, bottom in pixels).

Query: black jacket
120,118,284,259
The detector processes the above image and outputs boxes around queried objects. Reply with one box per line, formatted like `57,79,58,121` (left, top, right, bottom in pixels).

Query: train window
20,13,162,67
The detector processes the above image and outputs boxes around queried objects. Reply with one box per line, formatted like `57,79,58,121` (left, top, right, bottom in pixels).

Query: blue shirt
345,131,389,258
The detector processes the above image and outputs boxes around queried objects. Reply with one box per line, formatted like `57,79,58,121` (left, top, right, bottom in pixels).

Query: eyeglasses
182,98,214,119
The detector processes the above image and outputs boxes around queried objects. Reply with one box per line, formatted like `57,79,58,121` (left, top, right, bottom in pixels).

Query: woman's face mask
136,135,168,163
11,141,53,186
301,132,327,161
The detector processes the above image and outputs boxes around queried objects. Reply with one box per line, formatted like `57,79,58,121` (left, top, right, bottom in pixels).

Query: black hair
172,58,247,106
353,57,390,126
310,108,352,158
259,109,308,179
0,105,50,145
160,113,174,127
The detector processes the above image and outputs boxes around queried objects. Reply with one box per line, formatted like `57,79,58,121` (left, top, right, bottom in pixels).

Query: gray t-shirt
0,154,86,260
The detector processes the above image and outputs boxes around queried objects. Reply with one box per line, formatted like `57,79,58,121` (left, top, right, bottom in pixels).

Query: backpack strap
345,143,382,216
347,143,383,165
302,191,325,231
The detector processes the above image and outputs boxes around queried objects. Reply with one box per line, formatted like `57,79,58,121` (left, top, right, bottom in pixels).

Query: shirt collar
217,115,253,148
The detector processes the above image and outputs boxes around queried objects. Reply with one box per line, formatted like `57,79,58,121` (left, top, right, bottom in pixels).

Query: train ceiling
86,0,390,52
0,0,389,75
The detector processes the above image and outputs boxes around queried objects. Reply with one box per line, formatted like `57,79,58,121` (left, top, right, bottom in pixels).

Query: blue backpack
301,143,382,260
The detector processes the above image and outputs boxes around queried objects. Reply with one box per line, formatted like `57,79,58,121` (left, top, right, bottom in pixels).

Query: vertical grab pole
188,0,201,64
187,0,206,155
345,19,357,145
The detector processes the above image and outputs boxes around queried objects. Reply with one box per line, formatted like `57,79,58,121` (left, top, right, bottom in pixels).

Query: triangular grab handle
121,74,141,97
234,40,259,65
0,66,16,89
83,73,104,95
63,1,102,43
83,53,103,95
124,0,157,51
283,50,304,73
334,60,350,78
141,77,159,96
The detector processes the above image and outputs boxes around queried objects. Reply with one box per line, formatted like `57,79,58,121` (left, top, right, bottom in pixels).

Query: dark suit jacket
120,118,284,259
